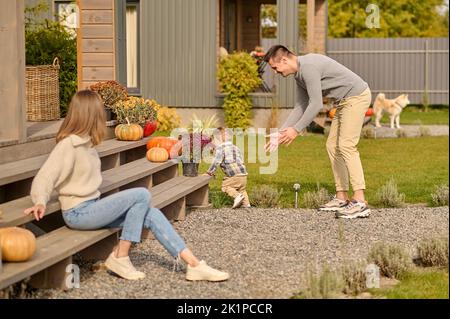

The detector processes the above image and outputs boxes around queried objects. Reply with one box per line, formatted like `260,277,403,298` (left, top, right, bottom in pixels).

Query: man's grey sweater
281,54,369,132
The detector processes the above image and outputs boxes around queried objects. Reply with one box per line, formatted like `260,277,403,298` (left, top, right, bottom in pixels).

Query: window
54,1,78,35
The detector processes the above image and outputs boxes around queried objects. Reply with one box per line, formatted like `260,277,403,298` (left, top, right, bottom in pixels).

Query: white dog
373,93,410,129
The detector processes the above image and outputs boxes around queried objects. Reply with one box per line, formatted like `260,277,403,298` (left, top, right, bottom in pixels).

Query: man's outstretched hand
278,127,299,146
265,127,299,153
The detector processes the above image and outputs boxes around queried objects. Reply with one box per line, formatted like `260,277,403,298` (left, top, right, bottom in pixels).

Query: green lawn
369,268,449,299
196,134,449,207
379,106,449,125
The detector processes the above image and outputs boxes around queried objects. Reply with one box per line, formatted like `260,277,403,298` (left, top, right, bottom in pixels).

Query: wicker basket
26,58,61,121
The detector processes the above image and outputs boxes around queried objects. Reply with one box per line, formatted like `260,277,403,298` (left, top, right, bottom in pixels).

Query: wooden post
186,185,210,208
161,197,186,221
306,0,315,53
0,0,27,143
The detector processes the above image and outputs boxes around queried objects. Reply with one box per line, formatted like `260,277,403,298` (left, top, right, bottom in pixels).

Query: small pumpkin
146,137,178,154
329,108,337,119
115,117,143,141
0,227,36,262
146,146,169,162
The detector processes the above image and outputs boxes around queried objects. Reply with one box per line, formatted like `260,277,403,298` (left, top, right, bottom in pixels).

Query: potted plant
179,132,212,177
112,97,158,134
89,81,128,121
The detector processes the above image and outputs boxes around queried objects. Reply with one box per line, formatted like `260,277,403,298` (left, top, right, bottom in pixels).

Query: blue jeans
62,188,187,258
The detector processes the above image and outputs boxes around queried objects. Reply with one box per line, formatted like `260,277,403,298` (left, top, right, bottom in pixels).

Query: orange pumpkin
328,108,337,119
0,227,36,262
146,137,178,154
115,118,143,141
146,146,169,162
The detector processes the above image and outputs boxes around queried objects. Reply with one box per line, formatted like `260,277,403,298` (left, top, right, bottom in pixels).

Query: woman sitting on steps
24,90,229,282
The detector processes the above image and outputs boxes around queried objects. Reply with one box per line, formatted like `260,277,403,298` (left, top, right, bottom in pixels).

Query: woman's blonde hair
56,90,106,146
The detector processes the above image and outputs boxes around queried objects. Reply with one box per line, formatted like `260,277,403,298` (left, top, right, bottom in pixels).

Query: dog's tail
373,93,385,112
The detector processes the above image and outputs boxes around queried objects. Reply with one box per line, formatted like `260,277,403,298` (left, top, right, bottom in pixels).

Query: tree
328,0,449,38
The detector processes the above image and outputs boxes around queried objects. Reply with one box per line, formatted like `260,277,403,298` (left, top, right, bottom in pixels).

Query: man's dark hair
263,45,295,63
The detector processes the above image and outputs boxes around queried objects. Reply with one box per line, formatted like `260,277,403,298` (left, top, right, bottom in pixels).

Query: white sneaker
186,260,230,282
232,194,245,209
104,253,146,280
335,200,371,219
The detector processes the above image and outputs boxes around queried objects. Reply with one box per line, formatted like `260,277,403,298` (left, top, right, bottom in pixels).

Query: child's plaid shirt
206,142,247,177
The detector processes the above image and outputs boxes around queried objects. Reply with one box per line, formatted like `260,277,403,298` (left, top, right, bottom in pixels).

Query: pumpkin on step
146,146,169,162
0,227,36,262
146,137,179,155
115,117,143,141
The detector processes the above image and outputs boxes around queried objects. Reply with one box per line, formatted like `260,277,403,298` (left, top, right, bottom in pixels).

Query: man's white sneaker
186,260,230,282
104,253,146,280
232,194,245,209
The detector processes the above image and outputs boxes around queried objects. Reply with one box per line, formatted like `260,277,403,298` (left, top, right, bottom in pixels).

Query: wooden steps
0,136,213,291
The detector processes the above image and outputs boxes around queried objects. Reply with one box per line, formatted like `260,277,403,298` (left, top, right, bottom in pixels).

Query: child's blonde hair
56,90,106,146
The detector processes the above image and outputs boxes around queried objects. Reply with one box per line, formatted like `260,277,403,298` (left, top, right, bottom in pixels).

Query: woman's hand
24,204,46,221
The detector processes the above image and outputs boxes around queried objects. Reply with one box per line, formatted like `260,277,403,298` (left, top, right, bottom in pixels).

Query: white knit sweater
30,135,102,211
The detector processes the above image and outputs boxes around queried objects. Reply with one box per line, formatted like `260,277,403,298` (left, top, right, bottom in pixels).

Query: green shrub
367,242,412,279
303,183,331,209
375,178,406,208
361,125,376,139
431,184,449,206
25,1,77,117
217,52,261,128
419,126,431,137
294,266,343,299
340,261,367,296
417,238,449,268
250,185,282,208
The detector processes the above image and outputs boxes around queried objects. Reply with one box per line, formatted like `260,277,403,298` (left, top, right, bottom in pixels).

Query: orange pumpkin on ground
146,146,169,162
0,227,36,262
146,137,179,154
115,118,143,141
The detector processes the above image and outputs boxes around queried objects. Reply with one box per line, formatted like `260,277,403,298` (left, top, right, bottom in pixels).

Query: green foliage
217,52,261,129
293,266,343,299
328,0,449,38
417,238,449,267
369,269,449,299
302,182,331,209
431,184,449,206
340,261,368,296
249,185,283,208
25,1,77,117
112,97,157,126
375,178,406,207
367,242,412,279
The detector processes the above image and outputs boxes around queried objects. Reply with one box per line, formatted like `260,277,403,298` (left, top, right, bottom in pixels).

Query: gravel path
32,207,448,299
371,124,449,138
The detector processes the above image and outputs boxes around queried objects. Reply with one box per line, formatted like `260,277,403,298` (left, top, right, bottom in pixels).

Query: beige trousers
221,175,250,206
326,88,371,192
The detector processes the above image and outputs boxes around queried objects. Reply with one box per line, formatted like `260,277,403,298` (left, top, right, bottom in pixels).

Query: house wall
140,0,217,108
77,0,116,90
